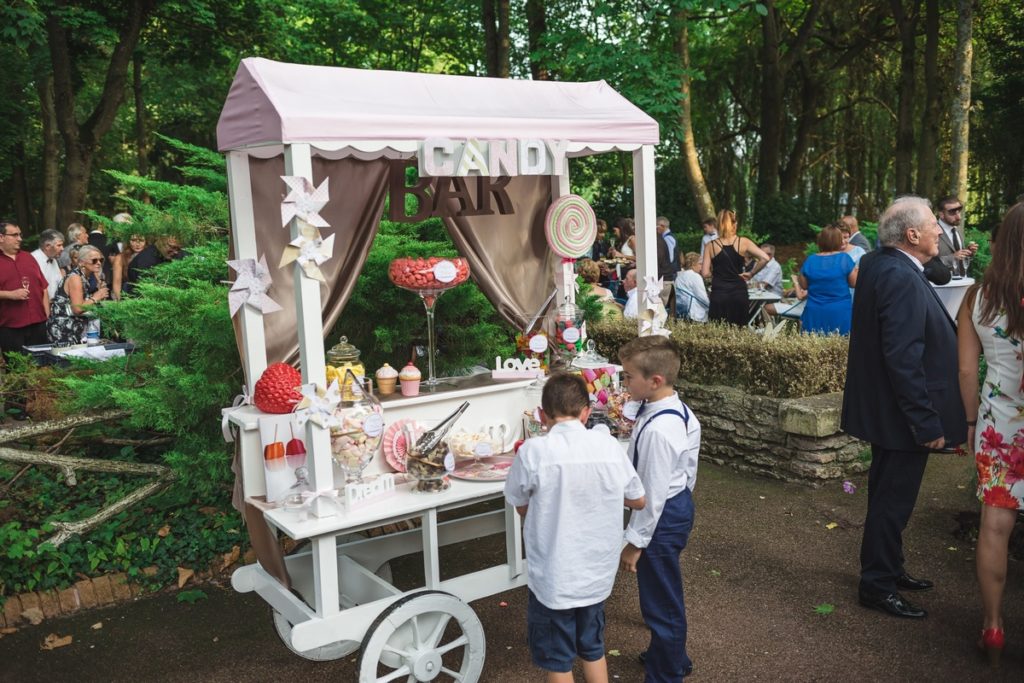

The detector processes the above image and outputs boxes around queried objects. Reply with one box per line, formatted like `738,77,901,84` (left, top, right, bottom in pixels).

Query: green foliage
753,195,816,244
177,589,208,603
589,318,849,398
333,218,514,373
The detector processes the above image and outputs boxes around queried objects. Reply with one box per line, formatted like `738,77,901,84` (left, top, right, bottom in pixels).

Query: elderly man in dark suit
842,196,967,619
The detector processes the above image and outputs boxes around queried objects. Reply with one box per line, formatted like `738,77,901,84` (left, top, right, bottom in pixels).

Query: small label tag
433,260,457,283
474,442,493,457
444,452,455,472
363,413,384,438
528,334,549,354
562,327,580,344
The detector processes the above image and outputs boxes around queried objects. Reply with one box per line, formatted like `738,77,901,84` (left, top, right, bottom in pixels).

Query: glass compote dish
388,257,471,389
329,370,385,484
403,401,468,493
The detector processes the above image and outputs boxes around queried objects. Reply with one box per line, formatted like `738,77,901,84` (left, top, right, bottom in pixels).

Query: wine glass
20,276,29,292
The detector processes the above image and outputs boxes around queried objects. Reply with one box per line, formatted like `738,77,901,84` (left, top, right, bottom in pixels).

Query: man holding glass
0,220,50,360
935,196,978,278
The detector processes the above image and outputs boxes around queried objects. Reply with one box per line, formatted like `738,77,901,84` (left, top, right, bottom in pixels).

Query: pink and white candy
545,194,597,258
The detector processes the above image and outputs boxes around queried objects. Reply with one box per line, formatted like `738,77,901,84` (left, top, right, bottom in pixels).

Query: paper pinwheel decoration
639,275,671,338
279,231,336,283
226,256,282,317
293,380,342,429
281,176,330,228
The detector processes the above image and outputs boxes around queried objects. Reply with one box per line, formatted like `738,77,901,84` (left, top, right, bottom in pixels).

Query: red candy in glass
388,257,470,305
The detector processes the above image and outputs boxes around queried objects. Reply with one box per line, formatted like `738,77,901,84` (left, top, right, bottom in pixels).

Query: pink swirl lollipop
545,194,597,258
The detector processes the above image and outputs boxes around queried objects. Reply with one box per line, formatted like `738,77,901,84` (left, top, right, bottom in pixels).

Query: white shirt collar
548,420,586,435
894,247,924,271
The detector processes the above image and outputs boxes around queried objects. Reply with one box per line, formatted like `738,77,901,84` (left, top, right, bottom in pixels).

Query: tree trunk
46,0,155,227
482,0,498,77
674,13,715,220
37,75,60,230
756,0,784,201
12,143,33,232
949,0,973,202
496,0,510,78
525,0,548,80
133,52,149,181
915,0,940,200
780,63,822,196
890,0,920,196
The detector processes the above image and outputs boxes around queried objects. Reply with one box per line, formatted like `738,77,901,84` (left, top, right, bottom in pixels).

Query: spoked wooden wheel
358,590,485,682
272,609,359,661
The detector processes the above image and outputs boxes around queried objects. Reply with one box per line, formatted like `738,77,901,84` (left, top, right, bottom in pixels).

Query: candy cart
217,58,661,681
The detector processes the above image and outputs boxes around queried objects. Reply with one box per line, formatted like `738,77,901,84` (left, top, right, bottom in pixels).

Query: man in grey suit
841,215,871,252
842,196,967,620
935,196,977,277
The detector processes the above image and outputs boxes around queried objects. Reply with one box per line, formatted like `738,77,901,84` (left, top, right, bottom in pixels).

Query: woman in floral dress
957,202,1024,667
46,244,110,345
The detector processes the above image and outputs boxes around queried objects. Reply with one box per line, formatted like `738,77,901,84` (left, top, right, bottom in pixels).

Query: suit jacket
936,221,966,260
848,231,871,252
841,248,966,451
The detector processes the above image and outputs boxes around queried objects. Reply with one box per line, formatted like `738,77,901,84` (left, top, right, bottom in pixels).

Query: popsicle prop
264,425,286,471
285,424,307,469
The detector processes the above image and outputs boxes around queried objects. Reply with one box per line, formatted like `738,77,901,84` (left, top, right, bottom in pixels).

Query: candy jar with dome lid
329,369,385,484
548,297,585,370
326,336,365,402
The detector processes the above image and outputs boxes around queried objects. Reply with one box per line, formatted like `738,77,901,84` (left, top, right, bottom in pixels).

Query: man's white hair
878,195,931,247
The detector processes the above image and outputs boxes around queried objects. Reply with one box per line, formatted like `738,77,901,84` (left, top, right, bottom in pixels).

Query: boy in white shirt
618,336,700,682
505,373,646,683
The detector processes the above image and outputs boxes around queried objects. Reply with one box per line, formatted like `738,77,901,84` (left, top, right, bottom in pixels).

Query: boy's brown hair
618,336,681,382
541,373,591,418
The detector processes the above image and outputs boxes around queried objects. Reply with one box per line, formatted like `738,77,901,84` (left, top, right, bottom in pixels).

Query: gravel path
1,456,1020,682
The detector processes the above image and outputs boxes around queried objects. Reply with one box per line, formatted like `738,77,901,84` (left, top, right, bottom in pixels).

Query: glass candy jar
329,371,384,484
403,420,453,493
549,297,584,369
326,336,366,402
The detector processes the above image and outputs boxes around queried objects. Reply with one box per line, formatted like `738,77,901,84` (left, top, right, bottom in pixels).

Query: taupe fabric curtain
230,155,391,376
441,175,556,328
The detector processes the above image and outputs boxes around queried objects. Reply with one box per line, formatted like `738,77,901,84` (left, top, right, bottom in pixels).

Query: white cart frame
218,58,660,682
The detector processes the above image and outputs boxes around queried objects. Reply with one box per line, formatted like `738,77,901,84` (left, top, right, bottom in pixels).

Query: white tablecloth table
932,277,974,320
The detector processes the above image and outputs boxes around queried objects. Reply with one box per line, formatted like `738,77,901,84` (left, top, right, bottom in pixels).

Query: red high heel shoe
978,628,1005,668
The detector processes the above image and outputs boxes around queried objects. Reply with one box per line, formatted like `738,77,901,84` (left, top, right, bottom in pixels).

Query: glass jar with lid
326,336,366,402
548,297,584,369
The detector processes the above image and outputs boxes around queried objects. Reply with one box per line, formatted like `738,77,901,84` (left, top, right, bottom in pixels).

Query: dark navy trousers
637,488,695,682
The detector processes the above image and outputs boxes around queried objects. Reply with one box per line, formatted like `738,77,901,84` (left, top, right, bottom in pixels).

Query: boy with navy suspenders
618,336,701,682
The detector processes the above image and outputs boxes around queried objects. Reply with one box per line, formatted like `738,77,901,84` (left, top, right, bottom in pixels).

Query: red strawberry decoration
253,363,303,414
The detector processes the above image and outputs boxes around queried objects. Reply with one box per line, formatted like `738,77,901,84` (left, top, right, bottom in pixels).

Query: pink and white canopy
216,57,659,153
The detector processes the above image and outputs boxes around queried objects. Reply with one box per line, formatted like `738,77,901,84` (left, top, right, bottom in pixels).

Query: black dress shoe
896,573,934,591
858,591,927,619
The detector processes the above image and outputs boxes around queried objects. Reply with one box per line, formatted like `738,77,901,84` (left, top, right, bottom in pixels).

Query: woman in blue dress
798,226,857,335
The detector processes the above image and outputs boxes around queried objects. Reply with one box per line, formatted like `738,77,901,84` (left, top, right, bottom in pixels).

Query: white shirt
624,394,700,549
620,240,635,257
505,420,644,609
751,258,783,296
32,248,62,299
673,269,708,322
699,232,718,260
894,247,924,271
623,288,638,318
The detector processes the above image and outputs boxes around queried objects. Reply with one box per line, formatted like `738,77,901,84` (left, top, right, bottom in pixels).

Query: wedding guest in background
113,234,148,300
798,226,857,335
674,252,709,323
31,229,65,299
750,243,783,296
701,210,768,326
841,215,871,252
59,222,88,269
47,245,110,346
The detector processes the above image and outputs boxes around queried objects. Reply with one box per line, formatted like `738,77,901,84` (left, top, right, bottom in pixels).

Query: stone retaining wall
678,381,869,484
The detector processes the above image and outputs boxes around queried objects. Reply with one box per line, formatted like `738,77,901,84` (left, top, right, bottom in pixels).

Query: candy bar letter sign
492,356,543,379
419,138,569,177
388,161,513,222
345,474,397,509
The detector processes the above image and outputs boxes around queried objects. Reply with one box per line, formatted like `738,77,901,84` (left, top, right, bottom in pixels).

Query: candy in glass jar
329,371,384,483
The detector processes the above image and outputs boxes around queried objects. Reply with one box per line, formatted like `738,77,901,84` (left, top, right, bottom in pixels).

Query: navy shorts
527,589,606,673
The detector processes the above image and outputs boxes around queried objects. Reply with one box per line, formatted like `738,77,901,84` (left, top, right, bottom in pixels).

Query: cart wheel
358,590,485,682
272,609,359,661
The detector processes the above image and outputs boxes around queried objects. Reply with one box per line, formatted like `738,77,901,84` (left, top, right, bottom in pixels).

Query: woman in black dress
700,209,769,325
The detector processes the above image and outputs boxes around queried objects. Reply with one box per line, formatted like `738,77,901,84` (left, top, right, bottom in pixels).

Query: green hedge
588,318,849,398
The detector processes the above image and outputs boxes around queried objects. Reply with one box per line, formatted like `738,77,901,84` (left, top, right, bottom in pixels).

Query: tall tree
950,0,973,201
889,0,920,195
525,0,548,80
37,74,59,230
674,10,715,220
915,0,940,200
47,0,157,226
756,0,822,201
